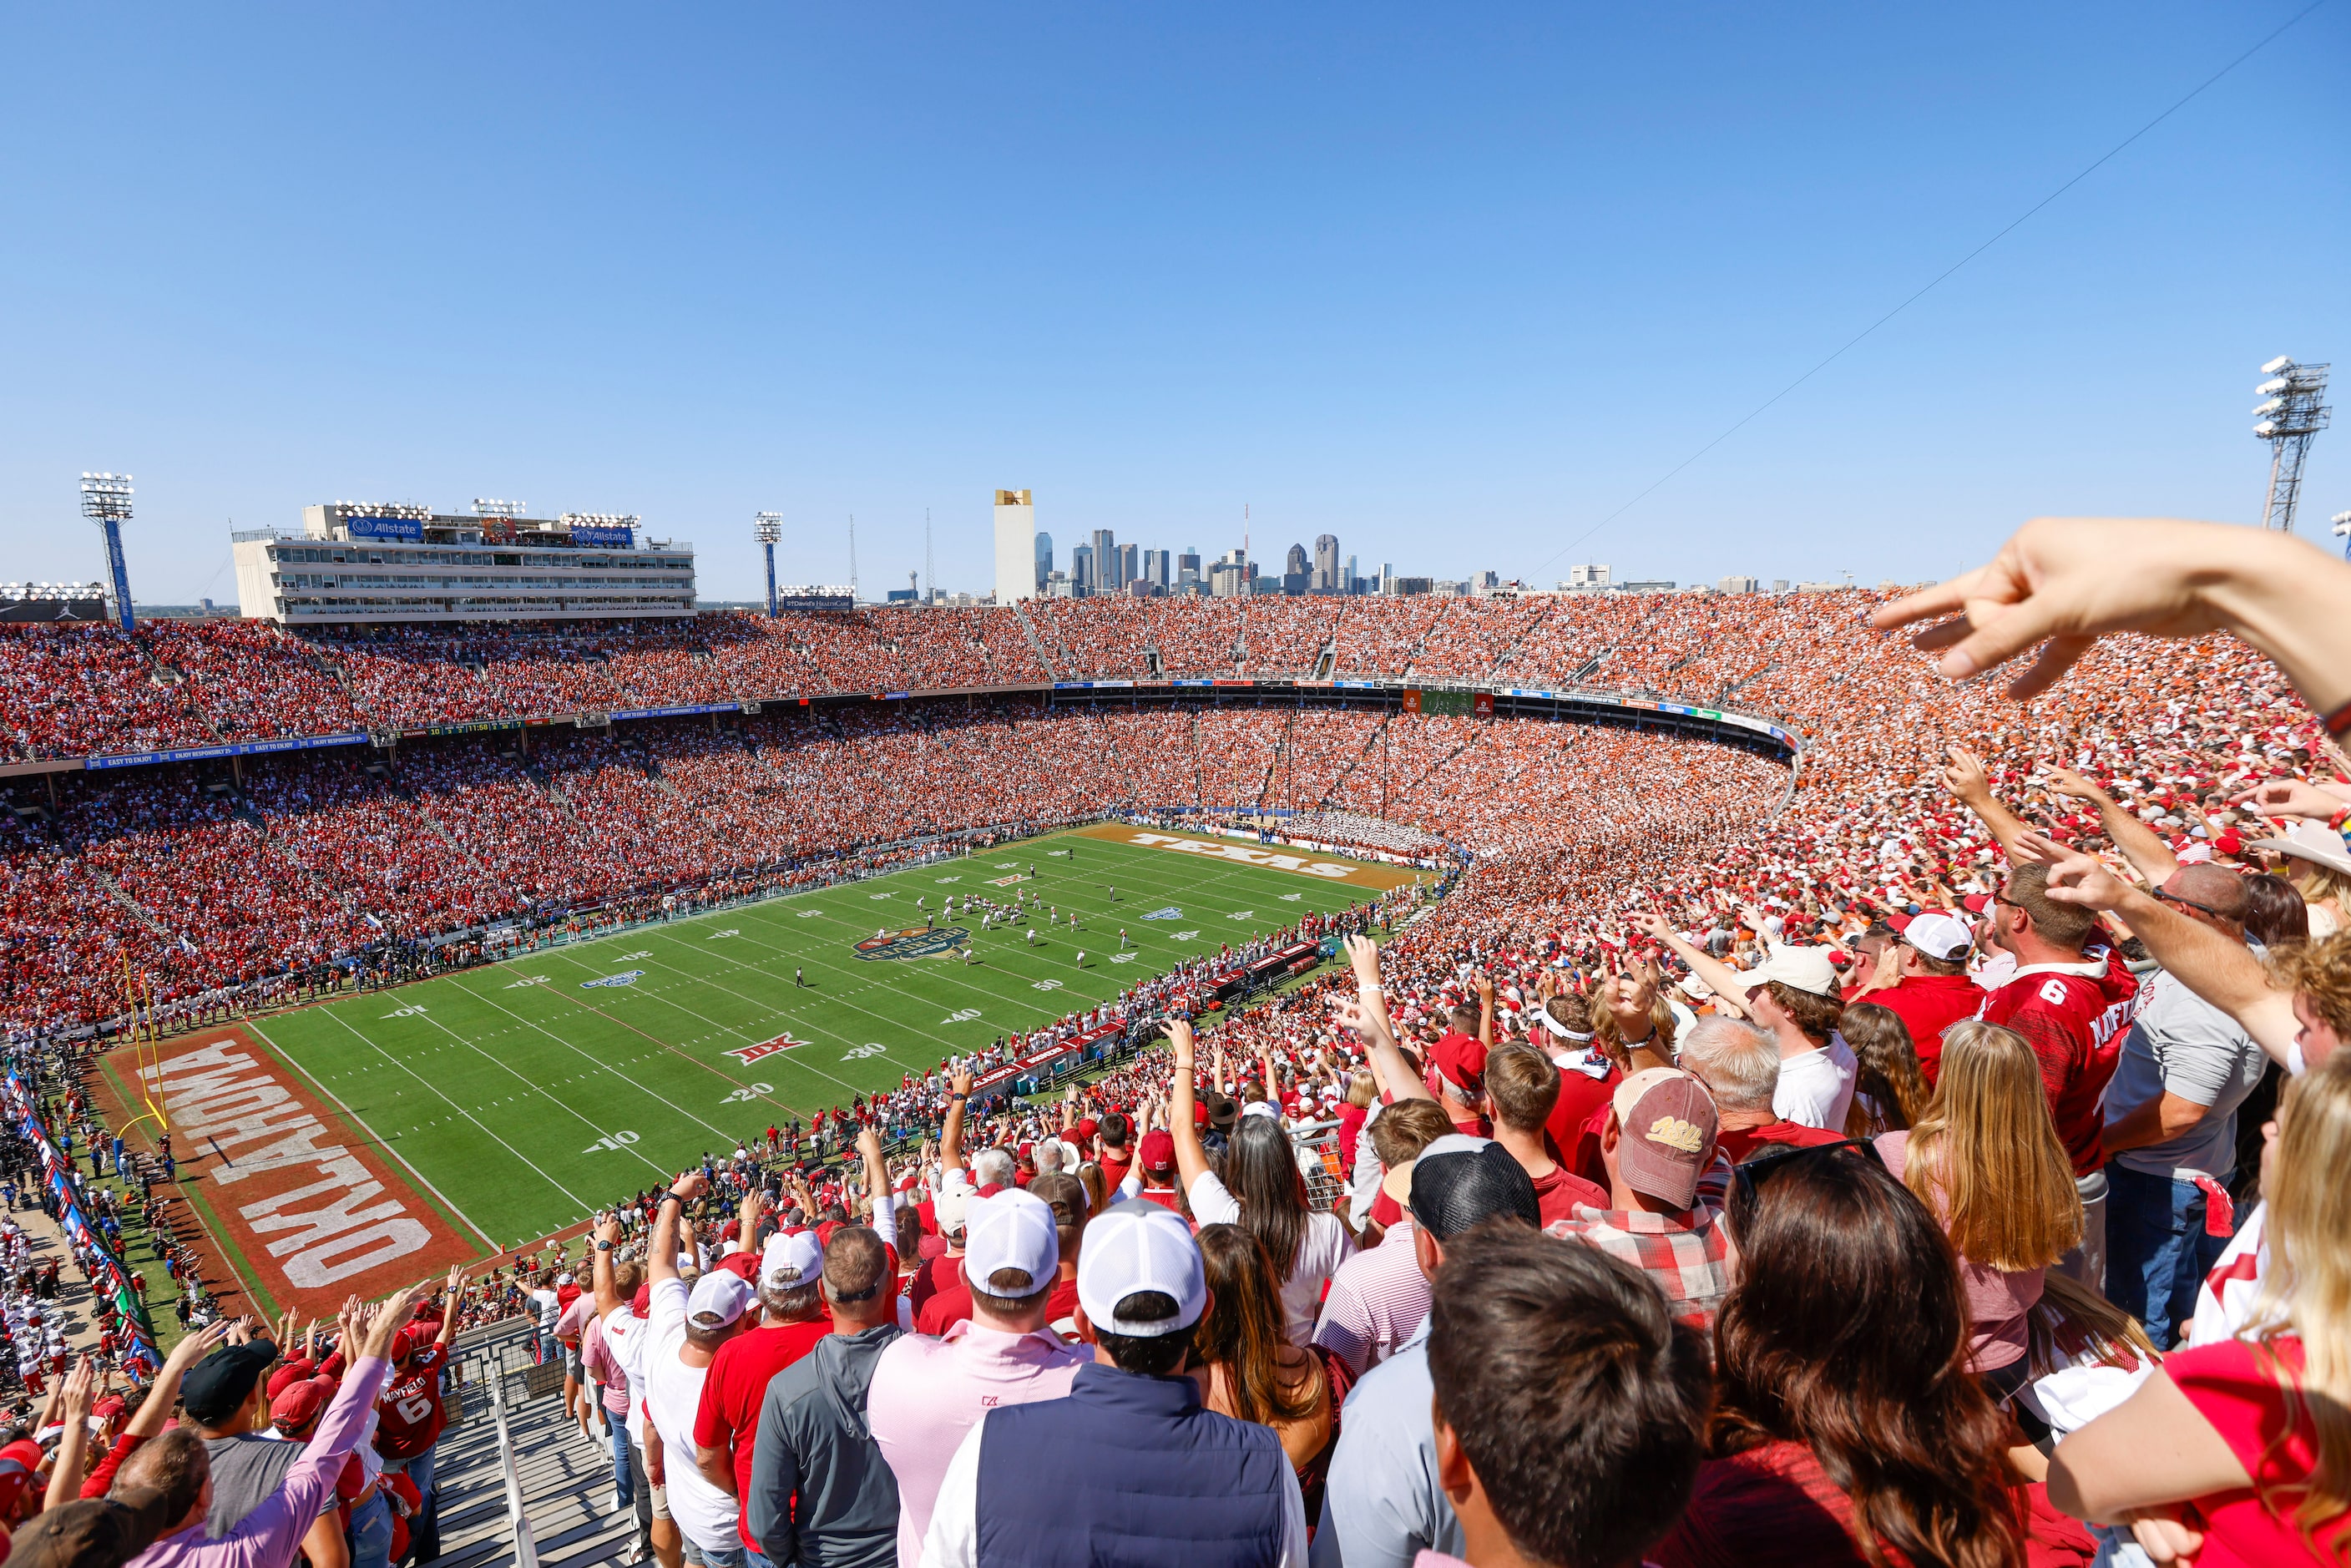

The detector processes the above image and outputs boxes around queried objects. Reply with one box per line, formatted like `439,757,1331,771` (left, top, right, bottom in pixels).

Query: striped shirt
1312,1216,1430,1378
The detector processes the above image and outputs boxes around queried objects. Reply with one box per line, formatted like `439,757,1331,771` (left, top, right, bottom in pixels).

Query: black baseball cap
180,1342,280,1424
1408,1135,1541,1240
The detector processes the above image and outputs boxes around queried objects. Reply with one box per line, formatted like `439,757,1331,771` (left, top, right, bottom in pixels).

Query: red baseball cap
1138,1130,1177,1176
1432,1032,1488,1100
270,1376,335,1430
714,1251,762,1286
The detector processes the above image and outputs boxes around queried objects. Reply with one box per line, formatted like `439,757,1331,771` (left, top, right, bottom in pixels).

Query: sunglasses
2151,885,2229,920
1727,1137,1886,1211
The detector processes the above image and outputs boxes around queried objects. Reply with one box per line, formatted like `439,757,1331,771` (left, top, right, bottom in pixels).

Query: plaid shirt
1544,1159,1736,1333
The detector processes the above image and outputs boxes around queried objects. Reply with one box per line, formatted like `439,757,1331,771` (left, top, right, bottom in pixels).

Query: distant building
235,502,694,625
993,489,1037,604
1620,579,1678,593
1034,531,1054,593
1285,542,1309,578
1090,529,1119,594
1716,574,1759,594
1564,564,1610,589
1209,561,1247,597
1070,543,1095,594
1772,579,1789,592
1313,534,1341,593
1177,547,1202,590
1389,576,1433,596
1118,542,1139,589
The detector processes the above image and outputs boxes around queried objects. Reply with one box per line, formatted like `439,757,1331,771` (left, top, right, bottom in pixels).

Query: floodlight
2254,398,2286,417
2263,355,2294,375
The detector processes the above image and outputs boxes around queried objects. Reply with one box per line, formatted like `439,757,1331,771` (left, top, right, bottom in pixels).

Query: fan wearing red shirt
1485,1042,1611,1225
1680,1015,1848,1163
1973,862,2140,1273
375,1265,468,1564
694,1228,836,1552
1536,994,1620,1180
1858,913,1986,1083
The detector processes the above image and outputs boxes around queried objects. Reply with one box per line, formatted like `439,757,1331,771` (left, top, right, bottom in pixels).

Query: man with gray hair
969,1146,1017,1191
1677,1015,1844,1164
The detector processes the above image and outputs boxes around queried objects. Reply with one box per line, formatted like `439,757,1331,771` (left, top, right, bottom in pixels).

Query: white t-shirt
1188,1171,1355,1345
639,1277,737,1554
530,1287,561,1330
1772,1033,1858,1130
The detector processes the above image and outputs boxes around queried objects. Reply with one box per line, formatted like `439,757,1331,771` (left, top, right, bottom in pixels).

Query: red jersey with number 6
1974,947,2140,1178
374,1344,450,1463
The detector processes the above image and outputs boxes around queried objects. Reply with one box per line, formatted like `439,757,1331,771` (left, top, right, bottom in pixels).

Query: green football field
240,825,1423,1249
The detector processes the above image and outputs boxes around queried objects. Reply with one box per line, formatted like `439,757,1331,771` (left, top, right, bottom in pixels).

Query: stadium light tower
2333,510,2351,562
754,512,784,617
2252,357,2330,534
79,473,135,631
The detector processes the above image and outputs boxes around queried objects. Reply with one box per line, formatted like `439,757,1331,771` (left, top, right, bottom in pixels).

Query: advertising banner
346,516,423,543
568,524,635,549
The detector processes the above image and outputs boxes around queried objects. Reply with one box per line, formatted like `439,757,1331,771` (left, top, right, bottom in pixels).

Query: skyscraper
1313,534,1340,593
992,490,1036,604
1070,543,1095,594
1090,529,1118,593
1034,532,1054,593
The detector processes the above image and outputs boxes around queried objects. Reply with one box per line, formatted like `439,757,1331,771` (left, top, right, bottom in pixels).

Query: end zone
94,1025,488,1318
1071,822,1431,889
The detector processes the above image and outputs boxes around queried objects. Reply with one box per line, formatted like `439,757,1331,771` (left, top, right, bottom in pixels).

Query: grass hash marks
246,828,1413,1247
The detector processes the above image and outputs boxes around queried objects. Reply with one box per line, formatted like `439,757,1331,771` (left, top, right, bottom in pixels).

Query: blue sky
2,3,2343,605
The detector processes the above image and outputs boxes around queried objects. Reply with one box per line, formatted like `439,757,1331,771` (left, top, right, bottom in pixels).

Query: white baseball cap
1898,912,1973,964
1076,1201,1206,1338
1740,942,1841,999
686,1271,756,1328
761,1229,825,1292
964,1188,1059,1293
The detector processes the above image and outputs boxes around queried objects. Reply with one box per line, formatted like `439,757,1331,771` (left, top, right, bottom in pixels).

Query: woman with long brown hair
1191,1223,1339,1511
1878,1019,2081,1403
1652,1144,2028,1568
2051,1050,2351,1564
1838,1002,1933,1138
1170,1019,1352,1343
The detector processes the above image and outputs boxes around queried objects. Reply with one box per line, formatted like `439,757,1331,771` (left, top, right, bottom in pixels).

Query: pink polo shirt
867,1320,1086,1567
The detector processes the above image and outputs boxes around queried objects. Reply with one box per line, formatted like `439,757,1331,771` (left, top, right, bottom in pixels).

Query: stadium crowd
2,518,2351,1565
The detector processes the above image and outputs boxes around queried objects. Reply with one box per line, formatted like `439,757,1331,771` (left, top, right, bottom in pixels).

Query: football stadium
3,8,2348,1568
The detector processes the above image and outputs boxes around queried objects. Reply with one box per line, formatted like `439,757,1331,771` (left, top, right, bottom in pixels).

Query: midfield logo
581,970,644,989
1140,907,1183,921
853,924,971,961
986,873,1030,887
728,1034,806,1065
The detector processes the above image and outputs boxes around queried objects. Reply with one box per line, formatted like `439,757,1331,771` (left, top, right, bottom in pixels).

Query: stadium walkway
435,1323,634,1566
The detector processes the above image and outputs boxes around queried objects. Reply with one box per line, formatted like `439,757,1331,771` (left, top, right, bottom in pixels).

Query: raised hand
1939,746,1992,806
2232,776,2351,822
2041,766,2109,804
1871,517,2237,697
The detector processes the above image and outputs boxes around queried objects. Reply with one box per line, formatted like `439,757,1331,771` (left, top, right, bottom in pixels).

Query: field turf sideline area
219,823,1423,1254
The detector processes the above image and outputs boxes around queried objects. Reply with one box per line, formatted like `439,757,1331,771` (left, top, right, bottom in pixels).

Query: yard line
436,971,796,1139
346,988,671,1179
245,1017,502,1254
297,1007,606,1205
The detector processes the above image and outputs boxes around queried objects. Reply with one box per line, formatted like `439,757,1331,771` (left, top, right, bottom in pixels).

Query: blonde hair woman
1874,1020,2081,1397
2051,1050,2351,1564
